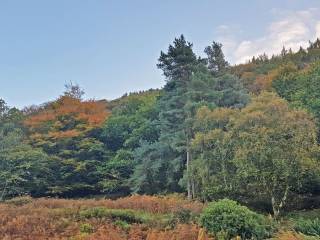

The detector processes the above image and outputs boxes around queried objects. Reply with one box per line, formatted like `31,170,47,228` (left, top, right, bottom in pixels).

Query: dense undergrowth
0,195,209,240
0,195,319,240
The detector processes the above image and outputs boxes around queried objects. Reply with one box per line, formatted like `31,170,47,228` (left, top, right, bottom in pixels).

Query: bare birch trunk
187,148,192,200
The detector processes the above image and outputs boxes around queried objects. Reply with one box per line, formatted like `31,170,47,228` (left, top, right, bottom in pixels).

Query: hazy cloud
218,9,320,64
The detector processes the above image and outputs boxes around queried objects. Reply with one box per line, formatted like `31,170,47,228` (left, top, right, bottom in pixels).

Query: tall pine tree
131,36,248,198
204,41,229,76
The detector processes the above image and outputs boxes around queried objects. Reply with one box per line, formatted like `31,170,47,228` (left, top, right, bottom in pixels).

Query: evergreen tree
157,34,197,82
131,36,248,198
155,35,198,197
204,41,229,76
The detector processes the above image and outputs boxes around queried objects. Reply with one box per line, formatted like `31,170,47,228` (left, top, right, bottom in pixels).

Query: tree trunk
271,186,289,219
271,196,280,219
192,178,195,199
187,148,192,200
0,180,8,202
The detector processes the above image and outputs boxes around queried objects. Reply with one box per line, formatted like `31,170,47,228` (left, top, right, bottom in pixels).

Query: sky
1,0,320,108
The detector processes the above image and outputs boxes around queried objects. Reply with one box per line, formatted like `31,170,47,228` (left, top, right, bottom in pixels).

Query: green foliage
204,41,229,76
114,220,131,231
78,207,175,228
79,207,147,224
231,92,319,217
101,115,131,151
130,141,169,194
99,90,159,194
131,36,248,196
274,62,320,133
288,209,320,220
200,199,272,239
22,85,109,197
157,34,197,81
173,208,193,224
1,36,320,221
294,218,320,237
79,223,94,234
232,39,320,94
191,92,320,217
190,107,238,200
0,100,52,199
98,149,134,194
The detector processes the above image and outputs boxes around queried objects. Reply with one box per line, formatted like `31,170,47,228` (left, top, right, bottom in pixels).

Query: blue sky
1,0,320,108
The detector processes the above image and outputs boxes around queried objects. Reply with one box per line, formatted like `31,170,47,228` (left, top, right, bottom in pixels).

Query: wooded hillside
1,37,320,220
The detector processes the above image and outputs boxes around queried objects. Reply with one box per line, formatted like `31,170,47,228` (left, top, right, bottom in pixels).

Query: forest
1,36,320,240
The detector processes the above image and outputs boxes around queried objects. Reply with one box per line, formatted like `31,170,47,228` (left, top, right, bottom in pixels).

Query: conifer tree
131,36,248,198
204,41,229,76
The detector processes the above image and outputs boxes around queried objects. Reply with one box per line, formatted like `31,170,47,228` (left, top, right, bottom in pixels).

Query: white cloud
217,24,230,31
214,24,241,63
316,21,320,38
218,8,320,64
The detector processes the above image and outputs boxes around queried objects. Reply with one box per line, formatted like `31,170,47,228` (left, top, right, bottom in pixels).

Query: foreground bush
200,199,272,239
294,218,320,237
79,207,147,223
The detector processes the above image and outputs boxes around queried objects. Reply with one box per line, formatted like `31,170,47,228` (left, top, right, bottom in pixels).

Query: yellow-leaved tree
191,92,320,218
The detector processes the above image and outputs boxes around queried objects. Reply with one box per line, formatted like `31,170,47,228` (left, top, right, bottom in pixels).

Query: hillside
1,37,320,239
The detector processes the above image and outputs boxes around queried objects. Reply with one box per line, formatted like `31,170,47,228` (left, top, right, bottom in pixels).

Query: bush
173,208,193,223
79,207,147,223
114,220,131,231
200,199,272,240
79,223,94,234
294,218,320,237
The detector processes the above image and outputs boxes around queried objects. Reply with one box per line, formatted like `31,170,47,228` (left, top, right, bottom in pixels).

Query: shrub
79,223,94,234
114,220,131,231
200,199,272,240
173,208,193,223
294,218,320,237
79,207,147,223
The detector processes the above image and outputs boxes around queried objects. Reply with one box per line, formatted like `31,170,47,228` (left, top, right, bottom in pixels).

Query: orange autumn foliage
146,225,213,240
83,224,212,240
274,231,306,240
24,96,109,140
0,196,207,240
239,71,256,91
252,69,279,94
26,194,204,214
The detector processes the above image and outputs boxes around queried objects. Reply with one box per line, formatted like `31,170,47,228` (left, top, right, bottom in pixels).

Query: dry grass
145,224,212,240
83,224,213,240
0,195,206,240
26,194,203,214
272,231,320,240
2,195,308,239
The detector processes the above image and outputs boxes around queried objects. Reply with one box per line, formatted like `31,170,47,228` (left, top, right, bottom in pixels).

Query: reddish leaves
24,96,110,141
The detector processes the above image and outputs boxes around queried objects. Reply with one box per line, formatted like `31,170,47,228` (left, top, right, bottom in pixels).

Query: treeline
1,36,320,217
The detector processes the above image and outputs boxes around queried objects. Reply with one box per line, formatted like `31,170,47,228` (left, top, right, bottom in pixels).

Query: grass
0,195,319,239
286,208,320,221
278,208,320,239
0,195,210,240
78,207,175,228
